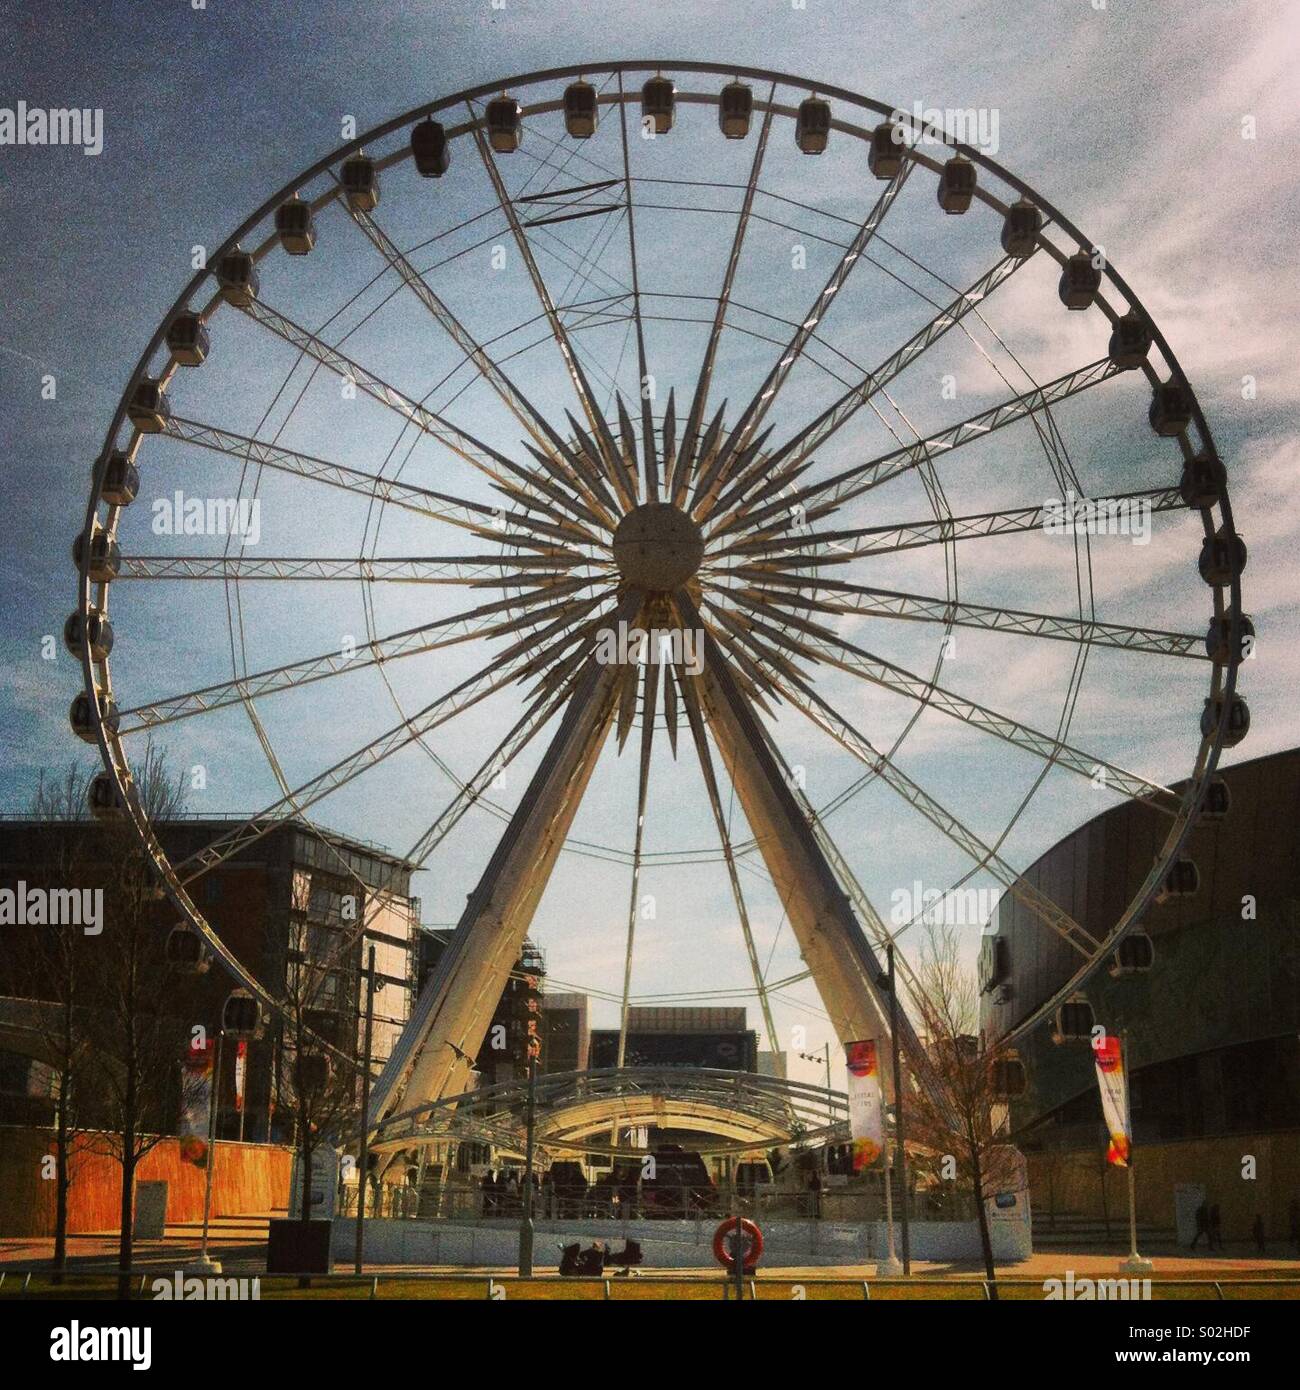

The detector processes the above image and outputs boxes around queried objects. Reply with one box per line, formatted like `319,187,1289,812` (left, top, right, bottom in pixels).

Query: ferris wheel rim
74,59,1246,1062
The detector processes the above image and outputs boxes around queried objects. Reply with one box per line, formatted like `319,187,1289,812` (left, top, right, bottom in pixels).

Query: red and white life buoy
712,1216,763,1271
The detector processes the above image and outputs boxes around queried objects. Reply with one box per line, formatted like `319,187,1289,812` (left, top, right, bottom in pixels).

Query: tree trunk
970,1145,998,1299
297,1114,314,1289
53,1088,70,1281
117,1144,135,1301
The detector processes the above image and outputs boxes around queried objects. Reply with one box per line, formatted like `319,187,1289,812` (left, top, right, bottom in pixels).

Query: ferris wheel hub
611,502,705,591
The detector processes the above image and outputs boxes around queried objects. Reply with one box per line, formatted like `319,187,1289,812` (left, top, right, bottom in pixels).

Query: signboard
1092,1034,1131,1166
845,1039,884,1170
178,1038,214,1167
133,1181,168,1240
289,1144,340,1220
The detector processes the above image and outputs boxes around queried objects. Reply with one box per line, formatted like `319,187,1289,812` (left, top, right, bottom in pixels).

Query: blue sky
2,0,1297,1093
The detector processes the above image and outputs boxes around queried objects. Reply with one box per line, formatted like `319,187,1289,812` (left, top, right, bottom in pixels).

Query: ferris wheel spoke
615,73,658,500
114,553,602,582
342,197,616,524
158,416,509,535
740,601,1181,812
729,576,1206,660
236,296,530,490
671,86,777,506
714,357,1124,542
742,654,1101,957
676,667,780,1052
114,586,603,734
718,483,1185,566
690,160,916,518
172,596,598,883
708,251,1034,526
468,112,632,505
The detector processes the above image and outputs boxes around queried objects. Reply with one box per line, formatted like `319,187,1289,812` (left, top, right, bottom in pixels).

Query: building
0,815,419,1142
589,1006,758,1072
539,991,589,1074
416,930,545,1087
980,747,1300,1237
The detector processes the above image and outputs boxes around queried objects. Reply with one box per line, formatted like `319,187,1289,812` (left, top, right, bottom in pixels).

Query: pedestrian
1253,1213,1266,1255
1209,1203,1223,1252
1190,1199,1209,1250
809,1169,823,1220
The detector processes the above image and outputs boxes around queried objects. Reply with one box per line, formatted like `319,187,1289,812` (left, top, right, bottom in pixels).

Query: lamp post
886,944,912,1274
190,988,262,1275
518,1046,539,1277
353,945,377,1276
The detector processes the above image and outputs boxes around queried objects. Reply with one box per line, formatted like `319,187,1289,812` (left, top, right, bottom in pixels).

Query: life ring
712,1217,763,1271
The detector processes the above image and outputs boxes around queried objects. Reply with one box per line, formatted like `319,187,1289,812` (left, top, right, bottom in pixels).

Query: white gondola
867,121,904,178
222,988,264,1039
1198,528,1247,585
341,154,380,210
165,925,210,975
563,81,598,139
937,156,976,213
410,118,451,176
795,96,830,154
275,195,316,253
1201,693,1250,747
1000,198,1041,256
1149,379,1191,436
64,608,114,662
166,310,209,366
72,530,120,583
215,249,259,306
1156,858,1200,903
1052,997,1095,1043
70,688,118,743
88,771,126,821
486,96,523,153
718,81,752,139
1179,453,1226,509
98,450,139,507
1058,251,1100,310
1110,932,1155,976
642,76,675,135
126,378,171,433
1107,310,1151,370
1205,611,1254,663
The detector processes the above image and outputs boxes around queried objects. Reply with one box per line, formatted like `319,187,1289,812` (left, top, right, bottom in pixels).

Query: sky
1,0,1297,1096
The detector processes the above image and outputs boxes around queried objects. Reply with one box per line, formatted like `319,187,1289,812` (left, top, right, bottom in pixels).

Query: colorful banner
1092,1033,1131,1167
234,1040,247,1113
179,1038,214,1168
845,1039,884,1171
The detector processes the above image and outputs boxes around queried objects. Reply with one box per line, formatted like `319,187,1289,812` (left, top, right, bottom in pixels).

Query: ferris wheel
71,61,1249,1125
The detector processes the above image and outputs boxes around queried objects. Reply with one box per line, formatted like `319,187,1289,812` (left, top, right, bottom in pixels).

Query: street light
189,989,263,1275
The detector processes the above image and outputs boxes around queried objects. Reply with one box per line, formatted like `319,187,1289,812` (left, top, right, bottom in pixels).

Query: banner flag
1092,1033,1131,1167
234,1040,247,1113
845,1039,885,1171
179,1037,215,1168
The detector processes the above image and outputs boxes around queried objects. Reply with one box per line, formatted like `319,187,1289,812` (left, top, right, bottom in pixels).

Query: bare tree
77,745,205,1296
906,925,1023,1295
16,764,98,1279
